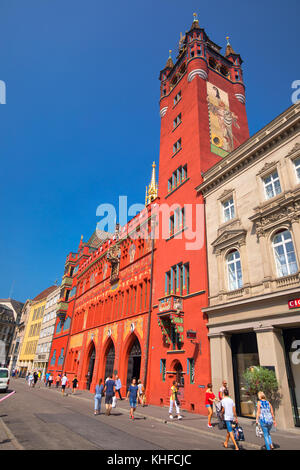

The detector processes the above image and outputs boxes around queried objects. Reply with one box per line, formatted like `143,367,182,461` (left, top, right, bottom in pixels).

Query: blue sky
0,0,299,302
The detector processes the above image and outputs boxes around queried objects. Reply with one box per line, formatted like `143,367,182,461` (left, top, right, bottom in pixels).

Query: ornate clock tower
147,14,250,414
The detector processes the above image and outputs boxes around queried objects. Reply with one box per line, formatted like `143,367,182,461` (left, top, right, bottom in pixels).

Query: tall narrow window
222,197,235,222
160,359,166,382
173,113,182,129
174,91,181,106
226,250,243,291
173,138,182,154
188,358,195,384
165,271,171,295
144,280,148,310
184,263,190,294
58,348,64,366
272,230,298,277
263,170,282,199
294,157,300,183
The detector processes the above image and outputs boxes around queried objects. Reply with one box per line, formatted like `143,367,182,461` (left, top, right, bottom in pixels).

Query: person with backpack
72,375,78,394
103,374,116,415
256,391,276,450
221,389,239,450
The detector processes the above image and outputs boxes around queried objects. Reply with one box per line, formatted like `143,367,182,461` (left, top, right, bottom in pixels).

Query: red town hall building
47,15,250,415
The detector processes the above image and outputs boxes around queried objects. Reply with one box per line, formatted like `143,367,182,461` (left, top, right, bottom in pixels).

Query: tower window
174,91,181,106
173,113,182,129
209,57,217,69
220,65,229,77
173,138,182,155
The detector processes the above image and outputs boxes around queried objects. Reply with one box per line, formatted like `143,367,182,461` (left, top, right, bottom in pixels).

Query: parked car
0,368,10,392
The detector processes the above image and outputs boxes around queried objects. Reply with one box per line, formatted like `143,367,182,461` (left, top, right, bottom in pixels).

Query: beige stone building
34,286,60,378
197,103,300,429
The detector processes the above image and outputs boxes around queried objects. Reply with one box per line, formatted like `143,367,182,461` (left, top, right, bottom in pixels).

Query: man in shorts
61,374,68,396
221,389,239,450
104,374,116,415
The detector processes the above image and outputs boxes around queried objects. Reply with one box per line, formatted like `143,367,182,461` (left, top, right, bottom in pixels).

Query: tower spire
145,161,158,206
165,49,174,69
225,36,236,56
190,12,200,30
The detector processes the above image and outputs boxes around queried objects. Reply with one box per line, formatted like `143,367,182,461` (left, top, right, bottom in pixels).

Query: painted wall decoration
129,244,136,263
103,323,118,344
207,82,240,157
123,317,144,340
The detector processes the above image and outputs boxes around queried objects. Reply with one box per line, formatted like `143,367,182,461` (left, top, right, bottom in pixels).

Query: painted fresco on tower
207,82,240,157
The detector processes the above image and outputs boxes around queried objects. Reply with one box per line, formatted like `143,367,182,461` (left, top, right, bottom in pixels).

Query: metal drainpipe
143,236,155,388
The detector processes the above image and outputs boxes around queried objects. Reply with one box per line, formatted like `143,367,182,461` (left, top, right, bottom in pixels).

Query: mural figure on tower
207,82,240,156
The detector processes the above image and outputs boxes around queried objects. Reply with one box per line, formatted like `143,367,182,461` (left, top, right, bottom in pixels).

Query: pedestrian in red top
205,383,216,428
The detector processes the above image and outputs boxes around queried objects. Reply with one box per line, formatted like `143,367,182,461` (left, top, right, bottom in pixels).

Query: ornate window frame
285,142,300,187
211,229,248,296
268,226,299,279
256,160,284,203
218,188,237,226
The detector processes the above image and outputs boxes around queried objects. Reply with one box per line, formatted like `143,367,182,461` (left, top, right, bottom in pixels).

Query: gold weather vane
145,162,158,206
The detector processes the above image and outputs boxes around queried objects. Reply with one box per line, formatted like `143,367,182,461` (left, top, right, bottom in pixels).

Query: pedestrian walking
94,379,104,415
205,383,217,428
219,380,228,400
169,380,182,420
61,374,68,396
103,374,116,415
114,374,123,400
256,391,276,450
48,373,53,387
221,389,239,450
72,375,78,394
137,379,146,406
28,372,34,387
127,378,139,420
33,371,39,388
45,372,50,387
55,374,61,388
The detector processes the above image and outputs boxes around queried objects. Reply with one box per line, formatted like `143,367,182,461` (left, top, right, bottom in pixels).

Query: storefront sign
288,298,300,309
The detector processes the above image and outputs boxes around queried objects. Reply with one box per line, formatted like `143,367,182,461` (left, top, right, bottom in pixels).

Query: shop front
231,332,260,418
282,328,300,427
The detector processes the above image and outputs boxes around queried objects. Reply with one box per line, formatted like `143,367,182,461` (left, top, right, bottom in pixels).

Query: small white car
0,368,10,392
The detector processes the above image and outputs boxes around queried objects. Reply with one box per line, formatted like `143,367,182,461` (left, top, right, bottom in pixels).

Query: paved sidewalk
64,386,300,451
2,380,300,450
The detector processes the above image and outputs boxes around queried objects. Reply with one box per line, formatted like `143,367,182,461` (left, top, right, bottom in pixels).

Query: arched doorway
86,342,96,390
173,360,184,402
104,340,115,380
126,336,141,391
174,361,184,386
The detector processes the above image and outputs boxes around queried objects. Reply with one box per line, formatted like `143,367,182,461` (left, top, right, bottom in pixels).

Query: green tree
243,366,281,410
